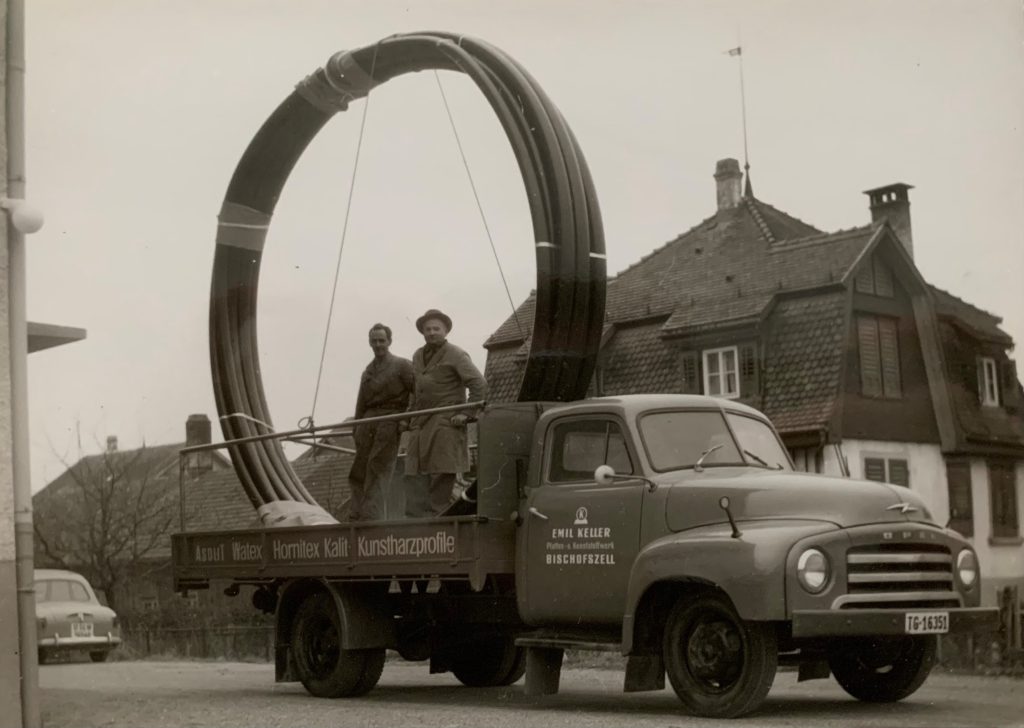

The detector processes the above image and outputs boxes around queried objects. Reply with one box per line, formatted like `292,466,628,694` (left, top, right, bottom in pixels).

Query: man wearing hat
404,309,487,517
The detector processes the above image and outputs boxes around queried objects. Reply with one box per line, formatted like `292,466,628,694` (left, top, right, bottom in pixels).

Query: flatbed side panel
172,517,516,585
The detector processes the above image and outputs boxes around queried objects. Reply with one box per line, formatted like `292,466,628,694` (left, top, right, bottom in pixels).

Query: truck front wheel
828,635,936,703
662,593,778,718
292,592,385,698
450,635,526,687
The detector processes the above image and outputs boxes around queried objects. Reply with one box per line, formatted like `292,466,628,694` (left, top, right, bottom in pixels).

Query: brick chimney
715,158,743,211
106,435,117,452
185,414,213,475
864,183,914,259
185,413,212,447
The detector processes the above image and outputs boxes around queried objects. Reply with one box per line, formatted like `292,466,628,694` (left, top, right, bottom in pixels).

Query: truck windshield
638,410,744,472
725,413,791,471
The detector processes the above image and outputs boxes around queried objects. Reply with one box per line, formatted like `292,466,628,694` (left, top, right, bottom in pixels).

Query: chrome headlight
956,549,978,589
797,548,831,593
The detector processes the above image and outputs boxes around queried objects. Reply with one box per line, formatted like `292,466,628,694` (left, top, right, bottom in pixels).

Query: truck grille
835,543,961,610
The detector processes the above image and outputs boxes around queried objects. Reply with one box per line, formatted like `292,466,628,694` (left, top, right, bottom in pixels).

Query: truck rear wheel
662,593,777,718
292,592,385,698
451,635,526,687
828,635,936,703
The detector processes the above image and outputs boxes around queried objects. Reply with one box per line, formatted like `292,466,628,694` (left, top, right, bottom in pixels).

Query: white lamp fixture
1,196,44,234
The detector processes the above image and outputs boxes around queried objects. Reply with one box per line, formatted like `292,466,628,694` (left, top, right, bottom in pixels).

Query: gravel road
39,660,1023,728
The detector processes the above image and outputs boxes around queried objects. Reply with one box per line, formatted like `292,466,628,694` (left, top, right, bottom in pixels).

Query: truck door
517,416,645,626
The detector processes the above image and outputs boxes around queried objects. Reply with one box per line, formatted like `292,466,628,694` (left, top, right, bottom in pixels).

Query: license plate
71,622,94,638
905,611,948,634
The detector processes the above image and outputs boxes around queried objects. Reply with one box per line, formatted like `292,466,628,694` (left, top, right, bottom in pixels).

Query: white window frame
703,346,740,399
979,357,1000,407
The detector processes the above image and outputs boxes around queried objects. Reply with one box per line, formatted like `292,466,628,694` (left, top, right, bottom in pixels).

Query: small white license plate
905,611,948,634
71,622,94,638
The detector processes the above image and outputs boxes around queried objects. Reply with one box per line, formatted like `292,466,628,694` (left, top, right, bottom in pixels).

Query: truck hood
664,468,934,532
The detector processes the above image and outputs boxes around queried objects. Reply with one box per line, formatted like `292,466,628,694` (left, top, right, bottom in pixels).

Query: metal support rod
6,0,40,724
183,401,485,455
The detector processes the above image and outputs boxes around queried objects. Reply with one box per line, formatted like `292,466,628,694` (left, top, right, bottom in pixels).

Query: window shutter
877,317,902,398
854,265,874,294
873,258,894,297
864,457,886,482
739,343,759,398
1001,359,1021,412
945,461,973,537
888,459,909,487
679,351,701,394
858,317,882,397
989,462,1020,538
976,358,986,405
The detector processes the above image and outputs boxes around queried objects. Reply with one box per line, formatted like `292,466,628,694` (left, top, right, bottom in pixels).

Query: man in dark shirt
348,323,415,520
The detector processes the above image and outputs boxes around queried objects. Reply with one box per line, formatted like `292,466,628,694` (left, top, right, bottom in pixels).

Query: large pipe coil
211,32,606,507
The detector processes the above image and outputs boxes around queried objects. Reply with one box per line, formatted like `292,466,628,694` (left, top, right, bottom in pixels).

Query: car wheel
662,592,778,718
89,651,109,663
828,635,936,703
292,591,384,698
450,635,525,687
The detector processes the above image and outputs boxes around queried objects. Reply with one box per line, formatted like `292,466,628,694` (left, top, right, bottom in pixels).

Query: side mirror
594,464,616,485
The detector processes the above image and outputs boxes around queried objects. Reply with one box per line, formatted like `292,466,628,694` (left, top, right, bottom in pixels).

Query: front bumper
791,607,998,638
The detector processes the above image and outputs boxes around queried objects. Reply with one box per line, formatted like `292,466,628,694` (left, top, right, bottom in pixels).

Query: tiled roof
760,291,849,433
929,285,1011,345
34,442,185,502
484,345,525,404
599,323,686,395
486,199,869,347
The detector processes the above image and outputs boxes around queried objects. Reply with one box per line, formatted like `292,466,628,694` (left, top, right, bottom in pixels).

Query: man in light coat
404,309,487,517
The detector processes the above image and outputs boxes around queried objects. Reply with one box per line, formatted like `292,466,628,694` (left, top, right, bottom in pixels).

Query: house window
864,456,910,487
989,461,1019,539
857,316,902,398
978,357,1000,407
946,461,973,537
703,347,739,399
140,596,159,612
179,591,199,609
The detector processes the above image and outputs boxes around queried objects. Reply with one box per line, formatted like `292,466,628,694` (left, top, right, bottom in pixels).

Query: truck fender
621,520,836,654
274,579,394,681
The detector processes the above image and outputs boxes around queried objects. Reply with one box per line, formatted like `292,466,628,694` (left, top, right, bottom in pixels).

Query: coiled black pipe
210,32,606,506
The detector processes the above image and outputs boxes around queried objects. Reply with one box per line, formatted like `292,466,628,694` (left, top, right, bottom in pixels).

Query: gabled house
484,158,1024,602
32,414,231,613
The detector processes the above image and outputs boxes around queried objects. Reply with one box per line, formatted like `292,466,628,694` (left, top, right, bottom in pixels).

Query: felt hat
415,308,453,334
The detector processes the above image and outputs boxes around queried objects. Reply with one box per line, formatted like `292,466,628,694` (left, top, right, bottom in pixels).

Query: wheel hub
686,619,743,688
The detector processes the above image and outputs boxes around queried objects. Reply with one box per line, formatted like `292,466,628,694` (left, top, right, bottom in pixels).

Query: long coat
404,341,487,475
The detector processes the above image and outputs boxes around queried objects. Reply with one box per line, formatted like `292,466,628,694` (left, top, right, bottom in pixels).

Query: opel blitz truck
173,394,997,718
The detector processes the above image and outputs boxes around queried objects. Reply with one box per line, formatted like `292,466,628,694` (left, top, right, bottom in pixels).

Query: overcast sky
25,0,1024,491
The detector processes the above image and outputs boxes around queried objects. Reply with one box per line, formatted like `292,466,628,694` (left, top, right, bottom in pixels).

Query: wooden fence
123,625,275,661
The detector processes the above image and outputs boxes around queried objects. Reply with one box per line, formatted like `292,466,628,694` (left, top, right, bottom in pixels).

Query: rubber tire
89,651,109,663
292,592,385,698
662,593,778,719
828,635,936,703
451,635,526,687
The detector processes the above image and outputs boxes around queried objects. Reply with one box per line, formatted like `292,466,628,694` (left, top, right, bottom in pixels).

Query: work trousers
348,420,401,521
404,473,456,518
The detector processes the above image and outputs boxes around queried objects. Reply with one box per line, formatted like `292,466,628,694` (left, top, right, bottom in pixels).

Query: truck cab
505,394,992,716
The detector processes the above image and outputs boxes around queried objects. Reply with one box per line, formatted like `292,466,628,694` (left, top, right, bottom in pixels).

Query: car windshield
638,409,791,472
36,579,91,603
725,412,791,471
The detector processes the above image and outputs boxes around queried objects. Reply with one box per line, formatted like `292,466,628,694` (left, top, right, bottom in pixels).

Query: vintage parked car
35,569,121,663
